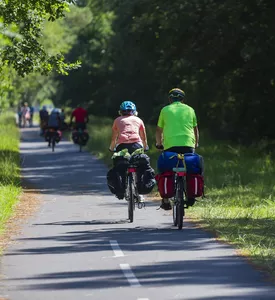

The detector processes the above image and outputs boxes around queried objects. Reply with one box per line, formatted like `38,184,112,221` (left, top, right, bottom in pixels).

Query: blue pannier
157,152,203,174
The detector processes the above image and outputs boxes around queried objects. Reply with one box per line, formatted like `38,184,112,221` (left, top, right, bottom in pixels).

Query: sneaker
160,198,172,210
187,198,195,207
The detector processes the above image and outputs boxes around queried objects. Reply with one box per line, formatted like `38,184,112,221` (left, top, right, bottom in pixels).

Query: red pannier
187,174,204,198
155,171,175,198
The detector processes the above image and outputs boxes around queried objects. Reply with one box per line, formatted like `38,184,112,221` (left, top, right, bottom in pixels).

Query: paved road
0,128,275,300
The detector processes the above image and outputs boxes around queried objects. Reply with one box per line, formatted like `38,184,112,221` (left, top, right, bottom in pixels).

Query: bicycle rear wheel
52,137,55,152
176,178,185,230
173,203,177,226
128,175,135,223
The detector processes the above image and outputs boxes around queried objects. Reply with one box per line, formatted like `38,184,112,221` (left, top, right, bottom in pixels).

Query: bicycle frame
125,166,137,223
48,129,58,152
111,147,146,222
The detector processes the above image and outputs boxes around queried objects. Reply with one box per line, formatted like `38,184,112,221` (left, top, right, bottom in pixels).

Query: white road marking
137,298,149,300
120,264,141,287
109,240,125,257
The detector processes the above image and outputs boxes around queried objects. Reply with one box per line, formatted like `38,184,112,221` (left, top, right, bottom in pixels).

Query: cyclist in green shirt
156,88,199,210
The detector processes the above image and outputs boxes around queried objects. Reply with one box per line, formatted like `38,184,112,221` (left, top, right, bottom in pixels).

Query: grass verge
0,112,21,238
86,115,275,276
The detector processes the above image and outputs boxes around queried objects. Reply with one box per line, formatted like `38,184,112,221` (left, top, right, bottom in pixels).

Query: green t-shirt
157,102,197,150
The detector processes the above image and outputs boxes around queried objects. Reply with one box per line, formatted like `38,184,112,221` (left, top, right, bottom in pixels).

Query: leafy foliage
2,0,275,143
0,0,80,76
52,0,275,143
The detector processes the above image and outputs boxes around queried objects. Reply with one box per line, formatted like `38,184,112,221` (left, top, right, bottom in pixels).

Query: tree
0,0,80,76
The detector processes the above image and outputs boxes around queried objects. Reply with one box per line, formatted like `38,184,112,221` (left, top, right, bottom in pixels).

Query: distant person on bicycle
109,101,148,153
47,108,61,147
70,104,89,130
39,106,49,136
29,105,34,127
21,102,30,128
156,88,199,210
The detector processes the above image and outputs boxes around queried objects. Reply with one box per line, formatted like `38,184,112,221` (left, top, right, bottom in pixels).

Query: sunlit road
0,128,274,300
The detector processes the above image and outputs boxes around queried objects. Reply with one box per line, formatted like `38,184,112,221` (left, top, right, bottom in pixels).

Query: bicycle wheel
176,177,185,230
128,174,135,223
173,201,177,226
52,137,55,152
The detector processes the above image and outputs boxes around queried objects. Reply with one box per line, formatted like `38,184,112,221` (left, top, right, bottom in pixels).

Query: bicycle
71,125,89,152
77,128,88,152
124,159,146,222
47,128,60,152
172,157,188,230
111,148,146,223
156,145,189,230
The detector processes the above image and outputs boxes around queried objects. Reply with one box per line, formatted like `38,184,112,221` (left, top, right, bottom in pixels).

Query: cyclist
109,101,148,153
21,102,30,128
39,106,49,136
29,105,34,127
108,101,149,200
70,104,89,130
156,88,199,210
46,108,61,147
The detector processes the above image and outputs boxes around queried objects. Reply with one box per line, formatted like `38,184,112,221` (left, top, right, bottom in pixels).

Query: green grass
86,115,275,275
0,112,21,236
189,136,275,275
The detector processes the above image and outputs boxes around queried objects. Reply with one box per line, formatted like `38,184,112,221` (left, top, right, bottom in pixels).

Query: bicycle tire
173,203,177,226
128,174,134,223
52,136,55,152
176,177,185,230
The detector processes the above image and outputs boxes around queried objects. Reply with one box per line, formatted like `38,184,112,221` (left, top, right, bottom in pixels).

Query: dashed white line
137,298,149,300
110,240,124,257
120,263,141,287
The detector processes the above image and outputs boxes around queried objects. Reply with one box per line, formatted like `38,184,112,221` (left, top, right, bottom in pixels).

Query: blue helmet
119,101,136,112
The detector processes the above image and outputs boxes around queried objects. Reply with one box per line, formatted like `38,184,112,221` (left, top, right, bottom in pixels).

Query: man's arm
194,126,199,148
156,109,164,147
156,126,163,146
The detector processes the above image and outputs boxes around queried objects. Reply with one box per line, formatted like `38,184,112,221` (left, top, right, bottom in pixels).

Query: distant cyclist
156,88,199,210
109,101,148,153
21,102,30,128
29,105,34,127
70,104,89,130
47,108,61,147
39,106,49,135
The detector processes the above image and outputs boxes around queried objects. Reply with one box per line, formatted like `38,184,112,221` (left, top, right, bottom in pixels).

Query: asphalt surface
0,127,275,300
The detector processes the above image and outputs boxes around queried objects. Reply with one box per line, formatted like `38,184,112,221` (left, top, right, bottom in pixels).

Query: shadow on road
20,128,111,196
10,128,275,299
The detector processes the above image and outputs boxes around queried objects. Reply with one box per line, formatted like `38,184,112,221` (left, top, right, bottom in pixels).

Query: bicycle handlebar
109,146,149,153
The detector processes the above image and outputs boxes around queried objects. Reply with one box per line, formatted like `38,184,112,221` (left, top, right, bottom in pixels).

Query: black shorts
75,123,86,130
165,146,194,154
47,126,59,131
116,143,143,154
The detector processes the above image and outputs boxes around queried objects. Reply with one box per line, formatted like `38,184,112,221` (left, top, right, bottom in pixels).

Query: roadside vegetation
86,115,275,276
0,113,21,237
